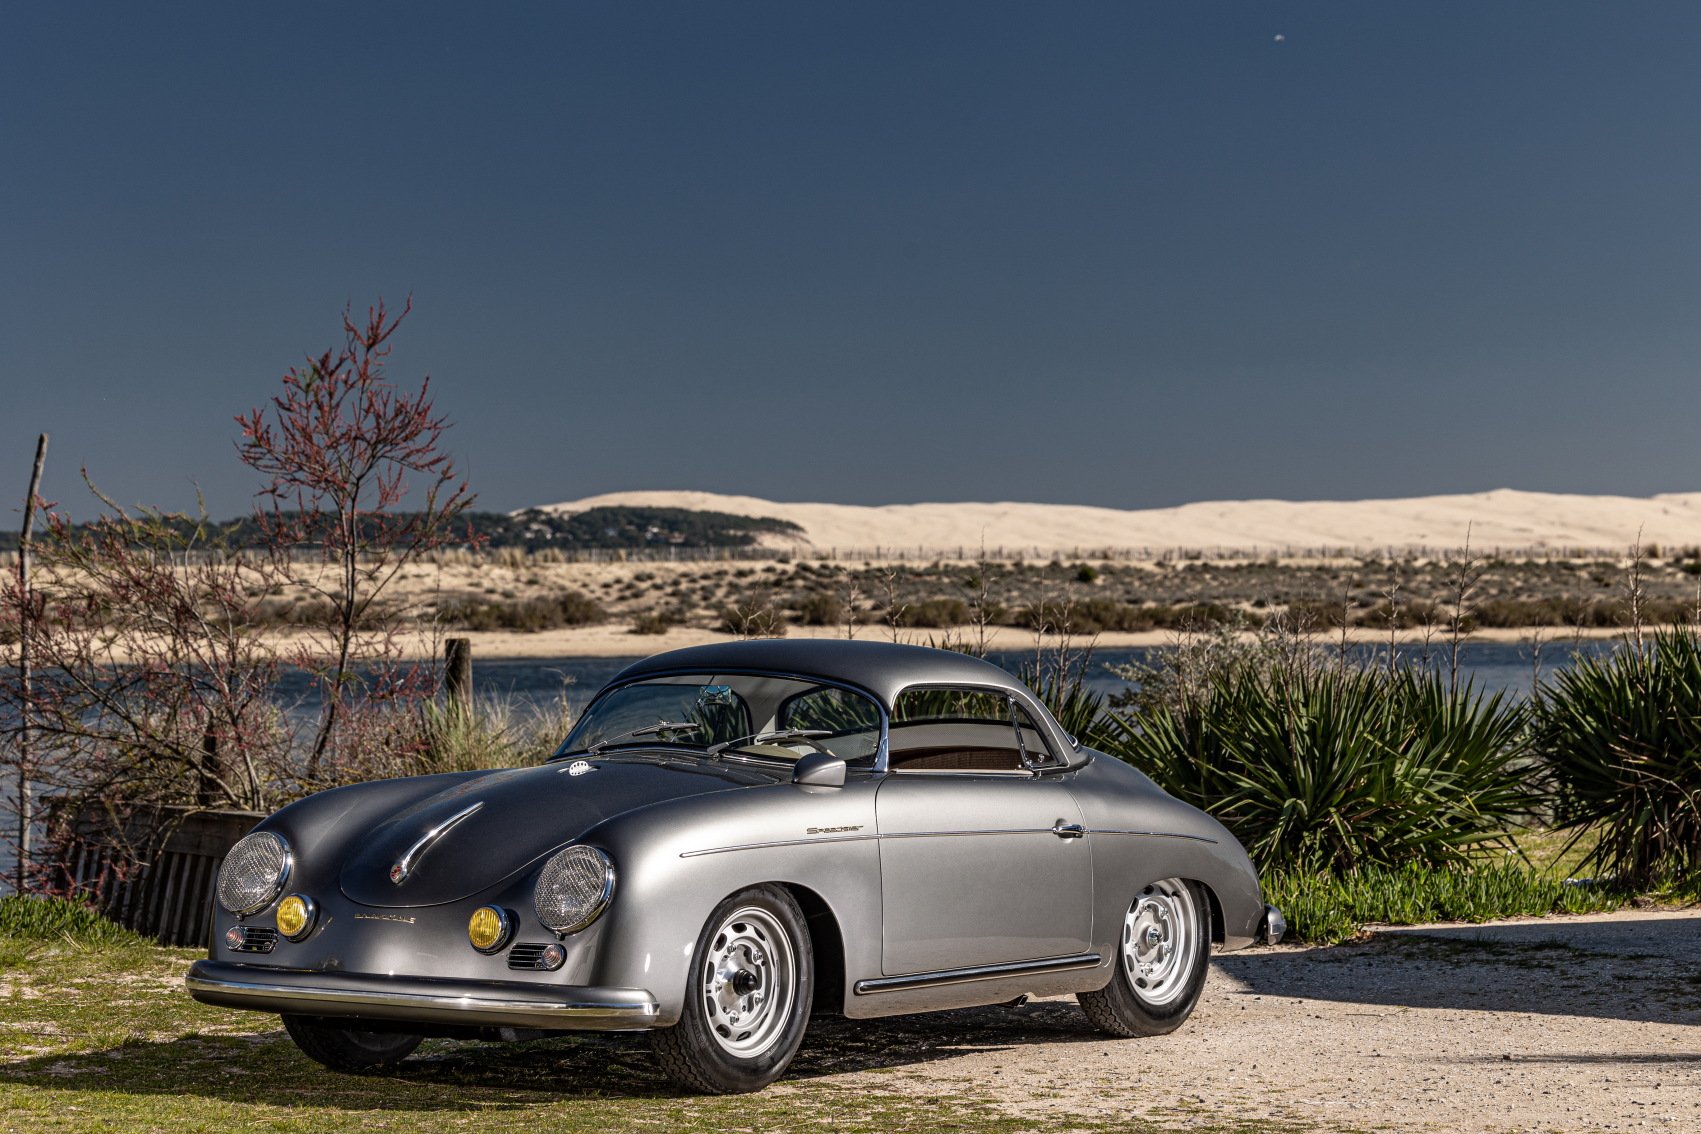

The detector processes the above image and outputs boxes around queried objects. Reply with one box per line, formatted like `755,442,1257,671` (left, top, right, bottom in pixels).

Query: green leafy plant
1535,628,1701,886
1099,663,1536,872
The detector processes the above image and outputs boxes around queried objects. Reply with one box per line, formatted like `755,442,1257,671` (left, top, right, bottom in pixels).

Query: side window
888,687,1057,772
778,685,882,762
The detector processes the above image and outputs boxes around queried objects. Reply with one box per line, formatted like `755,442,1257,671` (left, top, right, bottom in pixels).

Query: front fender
575,775,881,1024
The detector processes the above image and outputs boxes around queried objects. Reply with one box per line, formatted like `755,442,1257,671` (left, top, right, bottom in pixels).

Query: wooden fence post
15,433,47,894
445,637,472,716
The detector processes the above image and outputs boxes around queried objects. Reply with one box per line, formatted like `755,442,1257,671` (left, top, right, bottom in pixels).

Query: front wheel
1078,877,1210,1037
650,884,813,1093
281,1015,422,1072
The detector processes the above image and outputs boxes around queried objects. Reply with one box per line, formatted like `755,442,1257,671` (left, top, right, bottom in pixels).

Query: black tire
1078,878,1211,1038
281,1015,423,1072
650,884,813,1094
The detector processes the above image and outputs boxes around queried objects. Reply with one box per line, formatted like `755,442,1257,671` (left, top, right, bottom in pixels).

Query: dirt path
790,908,1701,1132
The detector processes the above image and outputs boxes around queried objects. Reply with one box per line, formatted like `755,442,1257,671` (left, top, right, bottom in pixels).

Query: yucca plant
1020,654,1107,744
1098,662,1536,872
1535,628,1701,886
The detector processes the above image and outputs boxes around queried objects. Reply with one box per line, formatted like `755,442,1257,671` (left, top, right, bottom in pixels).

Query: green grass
0,911,1329,1134
1265,861,1630,945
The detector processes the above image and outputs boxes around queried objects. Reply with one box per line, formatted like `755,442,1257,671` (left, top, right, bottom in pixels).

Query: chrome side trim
679,827,1213,858
680,833,880,858
853,951,1103,995
185,961,660,1030
390,802,483,885
1086,829,1219,844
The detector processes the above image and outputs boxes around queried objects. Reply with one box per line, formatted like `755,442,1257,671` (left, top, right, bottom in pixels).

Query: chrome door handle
1052,820,1086,839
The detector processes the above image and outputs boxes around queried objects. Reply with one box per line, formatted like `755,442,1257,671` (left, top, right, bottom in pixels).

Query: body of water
0,638,1617,894
397,639,1613,719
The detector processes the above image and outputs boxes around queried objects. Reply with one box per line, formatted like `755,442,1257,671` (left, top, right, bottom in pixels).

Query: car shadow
1215,911,1701,1027
0,1000,1102,1107
17,917,1695,1107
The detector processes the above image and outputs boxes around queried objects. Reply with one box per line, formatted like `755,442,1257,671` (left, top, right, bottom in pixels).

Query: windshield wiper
706,729,832,757
583,721,706,756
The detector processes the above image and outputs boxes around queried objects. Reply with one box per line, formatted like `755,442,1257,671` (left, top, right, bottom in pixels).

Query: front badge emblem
389,863,405,884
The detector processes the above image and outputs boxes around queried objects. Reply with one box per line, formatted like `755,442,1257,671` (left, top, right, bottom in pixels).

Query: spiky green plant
1098,663,1536,872
1535,628,1701,886
1019,655,1107,744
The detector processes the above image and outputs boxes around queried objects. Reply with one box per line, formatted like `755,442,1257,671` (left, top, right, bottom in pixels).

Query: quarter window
888,687,1057,772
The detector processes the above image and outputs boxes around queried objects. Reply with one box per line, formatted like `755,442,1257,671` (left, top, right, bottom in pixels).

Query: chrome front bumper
1257,904,1287,945
186,960,661,1031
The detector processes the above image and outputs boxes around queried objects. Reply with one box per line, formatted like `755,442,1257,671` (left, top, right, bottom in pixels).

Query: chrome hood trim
388,802,483,885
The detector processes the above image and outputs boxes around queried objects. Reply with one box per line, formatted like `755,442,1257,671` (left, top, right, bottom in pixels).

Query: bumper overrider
1256,904,1286,945
186,960,661,1031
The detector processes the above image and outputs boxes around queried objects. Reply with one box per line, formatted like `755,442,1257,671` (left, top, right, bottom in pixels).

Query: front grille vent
508,942,560,970
229,926,278,953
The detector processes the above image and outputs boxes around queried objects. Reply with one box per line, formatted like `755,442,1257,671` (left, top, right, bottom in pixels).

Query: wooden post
16,433,47,894
444,637,472,717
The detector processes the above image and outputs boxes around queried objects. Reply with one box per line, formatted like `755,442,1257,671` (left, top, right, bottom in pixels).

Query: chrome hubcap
702,906,795,1057
1120,878,1199,1008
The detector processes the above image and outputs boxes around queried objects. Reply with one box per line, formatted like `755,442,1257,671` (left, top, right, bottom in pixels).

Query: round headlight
275,894,316,941
217,831,291,916
533,845,614,934
468,905,511,953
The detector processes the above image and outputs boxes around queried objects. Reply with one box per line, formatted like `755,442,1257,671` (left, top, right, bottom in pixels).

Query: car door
875,688,1093,975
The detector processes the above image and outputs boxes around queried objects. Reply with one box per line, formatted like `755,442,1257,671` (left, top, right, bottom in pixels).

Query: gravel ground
789,908,1701,1133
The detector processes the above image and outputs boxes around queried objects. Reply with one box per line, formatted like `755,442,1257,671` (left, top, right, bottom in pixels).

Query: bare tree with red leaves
0,482,293,895
236,299,476,781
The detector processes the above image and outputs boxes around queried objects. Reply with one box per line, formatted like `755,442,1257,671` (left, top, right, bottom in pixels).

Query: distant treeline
0,506,804,552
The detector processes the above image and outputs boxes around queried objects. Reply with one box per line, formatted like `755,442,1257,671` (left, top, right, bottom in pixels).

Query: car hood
339,754,770,908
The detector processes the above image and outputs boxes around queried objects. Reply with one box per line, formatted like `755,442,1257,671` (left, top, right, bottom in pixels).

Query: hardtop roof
609,639,1034,711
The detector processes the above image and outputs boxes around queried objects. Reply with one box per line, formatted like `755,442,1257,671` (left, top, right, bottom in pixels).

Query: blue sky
5,3,1700,517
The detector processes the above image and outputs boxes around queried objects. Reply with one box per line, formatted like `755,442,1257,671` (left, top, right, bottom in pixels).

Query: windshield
556,673,884,764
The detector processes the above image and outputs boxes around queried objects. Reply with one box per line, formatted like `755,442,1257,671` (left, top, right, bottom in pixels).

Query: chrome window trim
887,680,1069,773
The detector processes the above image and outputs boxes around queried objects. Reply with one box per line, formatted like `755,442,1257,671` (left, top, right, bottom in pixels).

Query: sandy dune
539,488,1701,555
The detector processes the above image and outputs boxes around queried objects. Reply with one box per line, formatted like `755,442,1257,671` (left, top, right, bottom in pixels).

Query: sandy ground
780,908,1701,1133
542,488,1701,554
389,622,1632,659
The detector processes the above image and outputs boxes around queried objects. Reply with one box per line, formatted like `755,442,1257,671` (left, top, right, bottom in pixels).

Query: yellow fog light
468,905,511,953
275,894,316,941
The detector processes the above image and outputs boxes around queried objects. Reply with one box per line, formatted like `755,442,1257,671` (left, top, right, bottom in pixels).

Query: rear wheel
650,884,813,1093
281,1015,422,1072
1078,877,1210,1037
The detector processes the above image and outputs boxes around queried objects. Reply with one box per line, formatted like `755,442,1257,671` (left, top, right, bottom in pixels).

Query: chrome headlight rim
217,831,293,917
533,845,616,935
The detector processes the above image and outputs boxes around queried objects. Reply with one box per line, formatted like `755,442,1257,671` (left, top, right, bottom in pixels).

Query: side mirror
791,751,846,788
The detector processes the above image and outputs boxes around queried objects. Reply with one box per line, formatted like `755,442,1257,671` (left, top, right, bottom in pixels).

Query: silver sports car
188,640,1283,1093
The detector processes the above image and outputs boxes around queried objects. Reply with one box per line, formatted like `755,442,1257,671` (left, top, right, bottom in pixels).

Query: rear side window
888,687,1057,772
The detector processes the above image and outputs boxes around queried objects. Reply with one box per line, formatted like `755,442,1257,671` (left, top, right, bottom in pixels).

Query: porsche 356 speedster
187,639,1282,1093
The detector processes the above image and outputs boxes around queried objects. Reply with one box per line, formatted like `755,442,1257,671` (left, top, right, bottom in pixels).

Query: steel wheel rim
701,905,796,1058
1120,878,1198,1008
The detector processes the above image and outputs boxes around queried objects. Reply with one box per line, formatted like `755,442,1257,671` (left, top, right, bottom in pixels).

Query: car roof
610,638,1034,711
